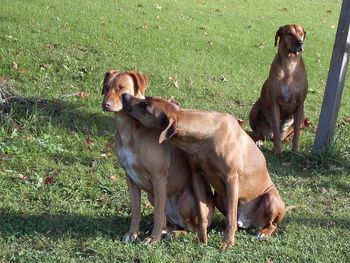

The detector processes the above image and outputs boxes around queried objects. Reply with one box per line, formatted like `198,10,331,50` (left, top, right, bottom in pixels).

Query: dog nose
102,101,110,109
297,40,304,46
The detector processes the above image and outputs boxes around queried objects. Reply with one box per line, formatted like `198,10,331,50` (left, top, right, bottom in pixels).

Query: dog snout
102,101,111,111
297,39,304,46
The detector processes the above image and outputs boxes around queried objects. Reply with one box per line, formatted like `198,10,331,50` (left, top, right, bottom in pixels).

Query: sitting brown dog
101,70,214,244
249,24,308,156
121,94,285,249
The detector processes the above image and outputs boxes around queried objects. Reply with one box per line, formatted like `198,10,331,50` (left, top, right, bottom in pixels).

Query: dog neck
277,45,302,62
170,110,219,145
114,110,141,143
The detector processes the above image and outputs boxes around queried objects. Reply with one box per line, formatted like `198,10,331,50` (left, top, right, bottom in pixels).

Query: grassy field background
0,0,349,262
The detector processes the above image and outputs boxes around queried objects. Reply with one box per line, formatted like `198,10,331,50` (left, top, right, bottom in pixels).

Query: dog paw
195,235,208,245
256,231,270,241
122,232,139,244
219,239,235,250
142,236,160,245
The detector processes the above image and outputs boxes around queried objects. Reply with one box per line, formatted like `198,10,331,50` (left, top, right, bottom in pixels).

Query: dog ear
129,71,149,96
159,117,177,144
274,26,284,47
101,70,119,95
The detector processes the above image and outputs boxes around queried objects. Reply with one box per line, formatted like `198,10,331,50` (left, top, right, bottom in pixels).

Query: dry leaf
278,7,288,12
303,118,314,128
328,164,344,171
110,176,117,181
220,75,228,82
44,176,54,185
302,163,310,171
256,42,265,49
285,205,299,211
330,25,335,29
85,136,93,145
77,91,88,98
40,64,50,70
90,159,98,168
155,3,161,10
169,76,180,88
11,61,18,70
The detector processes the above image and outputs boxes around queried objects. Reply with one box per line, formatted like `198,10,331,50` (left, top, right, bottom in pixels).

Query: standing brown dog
249,24,308,156
121,94,285,249
102,70,214,244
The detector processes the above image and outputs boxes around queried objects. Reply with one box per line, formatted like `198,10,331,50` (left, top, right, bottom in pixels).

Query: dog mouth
102,101,122,112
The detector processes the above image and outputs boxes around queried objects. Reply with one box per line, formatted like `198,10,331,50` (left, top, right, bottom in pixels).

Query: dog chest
117,147,145,187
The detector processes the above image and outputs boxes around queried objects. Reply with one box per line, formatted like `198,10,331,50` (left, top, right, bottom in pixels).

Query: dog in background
101,70,214,244
249,24,308,157
121,94,285,249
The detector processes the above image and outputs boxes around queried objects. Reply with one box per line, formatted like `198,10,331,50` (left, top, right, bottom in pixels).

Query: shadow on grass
1,96,115,137
0,210,155,240
284,214,350,230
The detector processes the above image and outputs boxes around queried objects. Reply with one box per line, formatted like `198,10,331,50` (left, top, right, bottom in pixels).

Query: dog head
121,94,180,143
101,70,148,112
274,24,306,53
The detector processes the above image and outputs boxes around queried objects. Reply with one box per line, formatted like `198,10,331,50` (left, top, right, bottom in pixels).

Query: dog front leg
220,172,239,250
143,176,167,244
292,104,304,152
123,175,141,243
271,104,282,157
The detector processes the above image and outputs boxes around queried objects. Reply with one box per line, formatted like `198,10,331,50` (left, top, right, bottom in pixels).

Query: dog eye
287,32,293,36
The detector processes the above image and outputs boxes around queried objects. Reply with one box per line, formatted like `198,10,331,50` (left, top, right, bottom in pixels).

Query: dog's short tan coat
101,71,214,244
121,94,285,249
249,24,308,156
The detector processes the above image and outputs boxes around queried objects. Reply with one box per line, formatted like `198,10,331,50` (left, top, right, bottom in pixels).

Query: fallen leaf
187,79,194,85
330,25,335,29
155,3,161,10
316,59,321,63
85,137,93,147
256,42,265,49
76,91,89,98
90,159,98,168
169,76,180,88
285,205,299,211
321,187,328,194
278,7,288,12
266,259,274,263
40,63,50,70
220,75,228,82
11,61,18,70
303,118,314,128
44,176,54,185
328,164,344,171
110,176,117,181
302,163,310,171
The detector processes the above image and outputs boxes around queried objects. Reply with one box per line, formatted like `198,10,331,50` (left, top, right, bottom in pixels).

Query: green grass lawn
0,0,349,262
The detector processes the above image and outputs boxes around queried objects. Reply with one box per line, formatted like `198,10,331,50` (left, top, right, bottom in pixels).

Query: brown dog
101,70,214,244
249,24,308,156
121,94,285,249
